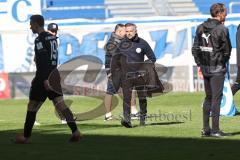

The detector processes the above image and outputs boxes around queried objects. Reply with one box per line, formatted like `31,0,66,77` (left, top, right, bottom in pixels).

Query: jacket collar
130,33,140,42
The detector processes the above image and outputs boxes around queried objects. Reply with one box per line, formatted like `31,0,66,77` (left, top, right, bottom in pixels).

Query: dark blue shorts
106,80,119,95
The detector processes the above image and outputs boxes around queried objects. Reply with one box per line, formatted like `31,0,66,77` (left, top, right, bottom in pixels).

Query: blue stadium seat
41,0,110,20
43,9,107,19
193,0,240,14
45,0,105,7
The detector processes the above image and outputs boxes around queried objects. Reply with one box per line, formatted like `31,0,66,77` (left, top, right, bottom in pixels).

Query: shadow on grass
148,122,184,126
229,131,240,136
1,127,240,160
41,123,123,132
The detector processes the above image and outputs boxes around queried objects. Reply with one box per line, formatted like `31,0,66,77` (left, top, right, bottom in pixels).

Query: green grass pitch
1,92,240,160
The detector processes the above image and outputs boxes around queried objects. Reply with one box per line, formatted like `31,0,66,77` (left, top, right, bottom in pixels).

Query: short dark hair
210,3,226,17
114,23,125,32
30,15,44,27
125,23,136,28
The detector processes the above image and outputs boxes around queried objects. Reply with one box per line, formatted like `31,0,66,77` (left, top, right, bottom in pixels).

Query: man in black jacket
112,23,156,127
192,3,232,137
231,25,240,95
104,24,138,121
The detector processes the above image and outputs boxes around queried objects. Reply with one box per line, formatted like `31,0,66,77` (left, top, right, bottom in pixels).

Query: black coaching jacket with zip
192,18,232,76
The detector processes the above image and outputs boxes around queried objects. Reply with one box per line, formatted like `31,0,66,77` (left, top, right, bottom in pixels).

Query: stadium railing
150,0,176,16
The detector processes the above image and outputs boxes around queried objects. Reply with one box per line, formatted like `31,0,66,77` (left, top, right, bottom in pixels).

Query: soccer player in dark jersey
15,15,82,143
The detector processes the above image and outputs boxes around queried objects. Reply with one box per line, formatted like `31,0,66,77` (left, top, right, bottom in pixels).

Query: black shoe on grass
121,119,132,128
201,129,211,137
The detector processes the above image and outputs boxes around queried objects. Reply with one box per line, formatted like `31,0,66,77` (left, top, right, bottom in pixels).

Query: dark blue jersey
34,31,58,81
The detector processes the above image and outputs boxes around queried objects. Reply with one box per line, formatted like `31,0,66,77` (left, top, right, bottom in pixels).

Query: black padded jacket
192,18,232,76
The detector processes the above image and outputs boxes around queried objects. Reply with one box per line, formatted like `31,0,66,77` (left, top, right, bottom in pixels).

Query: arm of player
43,79,53,91
144,41,156,63
221,27,232,63
35,38,52,90
38,51,49,76
37,49,51,90
104,41,117,76
192,26,202,66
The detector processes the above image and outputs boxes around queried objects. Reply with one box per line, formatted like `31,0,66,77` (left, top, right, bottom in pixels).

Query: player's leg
130,89,139,119
202,76,212,136
48,70,82,142
210,74,225,137
24,100,44,136
104,94,113,120
15,100,44,143
52,96,82,142
121,79,133,128
55,106,67,124
104,80,116,120
137,89,147,126
15,80,46,143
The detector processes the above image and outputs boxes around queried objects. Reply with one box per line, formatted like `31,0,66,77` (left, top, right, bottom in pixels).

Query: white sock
131,106,138,114
105,112,112,118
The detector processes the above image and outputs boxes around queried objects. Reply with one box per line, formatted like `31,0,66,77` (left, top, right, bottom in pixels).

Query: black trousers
122,76,147,122
203,74,225,132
